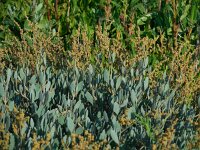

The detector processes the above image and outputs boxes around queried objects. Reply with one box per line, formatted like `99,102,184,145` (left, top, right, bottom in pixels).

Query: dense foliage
0,0,199,149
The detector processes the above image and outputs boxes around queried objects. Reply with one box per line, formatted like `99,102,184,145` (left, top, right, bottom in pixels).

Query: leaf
88,64,93,74
35,3,43,13
9,101,14,111
198,96,200,109
58,116,65,125
120,98,128,108
50,125,55,137
141,106,145,116
143,57,148,68
76,127,83,135
135,3,146,13
85,92,93,105
116,76,122,90
110,129,119,145
112,52,116,63
38,18,48,29
76,81,84,93
30,118,34,128
144,77,149,90
46,81,51,92
19,68,25,80
103,111,109,122
70,81,76,93
99,130,106,140
74,100,81,111
131,89,137,105
29,75,36,84
6,68,12,81
24,20,31,31
164,82,169,93
67,117,74,132
39,71,45,85
104,69,109,84
0,83,5,97
180,5,190,21
113,102,120,115
9,133,15,150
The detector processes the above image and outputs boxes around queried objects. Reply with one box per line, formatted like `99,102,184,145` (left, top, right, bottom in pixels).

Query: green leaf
30,118,34,129
144,77,149,90
164,82,169,93
0,83,5,97
9,101,14,111
67,117,74,132
74,100,81,111
9,133,15,150
29,75,36,84
131,89,137,105
110,129,119,145
24,20,31,31
76,81,84,93
38,18,48,29
58,116,65,125
137,19,144,25
116,76,122,90
39,71,45,84
51,126,55,137
113,102,120,115
70,81,76,93
6,68,12,81
104,69,109,84
88,64,93,74
135,3,146,13
99,130,106,140
180,5,190,21
144,57,148,68
19,68,25,81
85,92,93,105
35,3,43,13
76,127,83,135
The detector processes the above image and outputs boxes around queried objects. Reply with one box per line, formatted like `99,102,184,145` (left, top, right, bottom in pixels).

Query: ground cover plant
0,0,199,149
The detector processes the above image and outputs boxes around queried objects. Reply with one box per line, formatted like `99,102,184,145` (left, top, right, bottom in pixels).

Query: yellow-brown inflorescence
119,109,135,126
156,118,179,150
61,130,108,150
0,123,10,150
32,132,51,150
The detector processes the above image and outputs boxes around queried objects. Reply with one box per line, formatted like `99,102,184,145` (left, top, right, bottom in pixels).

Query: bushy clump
0,57,199,149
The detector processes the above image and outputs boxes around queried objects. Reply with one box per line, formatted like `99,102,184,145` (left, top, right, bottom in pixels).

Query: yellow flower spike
91,135,94,141
12,124,18,135
152,144,157,150
84,130,88,136
19,112,25,120
0,123,5,132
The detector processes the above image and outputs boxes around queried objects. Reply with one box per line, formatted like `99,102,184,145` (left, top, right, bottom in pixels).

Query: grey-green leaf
76,127,83,135
67,117,74,132
113,102,120,115
9,133,15,150
116,76,122,90
0,83,5,97
99,130,106,140
76,81,84,93
9,101,14,111
85,92,93,105
58,116,65,125
110,129,119,145
104,69,109,84
144,77,149,90
131,89,137,105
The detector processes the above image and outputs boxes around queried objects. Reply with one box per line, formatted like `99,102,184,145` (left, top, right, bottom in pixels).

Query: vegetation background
0,0,199,149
